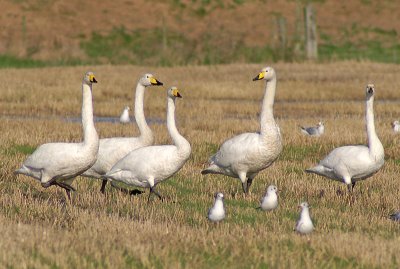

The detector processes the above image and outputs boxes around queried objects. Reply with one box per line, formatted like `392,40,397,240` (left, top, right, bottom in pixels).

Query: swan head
366,84,375,99
266,185,278,194
299,202,310,209
214,192,224,200
253,66,276,82
140,73,163,87
83,71,97,85
124,106,131,111
168,87,182,99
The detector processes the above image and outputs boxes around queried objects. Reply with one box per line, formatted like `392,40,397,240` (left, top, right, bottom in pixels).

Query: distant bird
201,66,283,194
258,185,278,211
15,71,99,201
389,211,400,221
392,120,400,133
208,192,226,222
82,73,163,193
104,87,191,201
300,121,324,137
306,84,384,192
295,202,314,235
119,106,131,123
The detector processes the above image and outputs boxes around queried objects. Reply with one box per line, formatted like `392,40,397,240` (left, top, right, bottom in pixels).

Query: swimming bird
82,74,163,193
103,87,191,200
392,120,400,133
295,202,314,235
300,121,324,137
305,84,384,192
208,192,226,222
201,66,283,194
119,106,131,123
258,185,278,211
15,71,99,201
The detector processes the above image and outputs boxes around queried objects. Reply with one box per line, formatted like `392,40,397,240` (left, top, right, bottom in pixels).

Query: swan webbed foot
148,187,163,203
100,179,107,194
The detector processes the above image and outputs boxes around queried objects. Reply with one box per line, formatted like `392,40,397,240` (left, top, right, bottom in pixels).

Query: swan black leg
242,182,248,194
100,179,107,194
247,178,254,193
148,187,163,202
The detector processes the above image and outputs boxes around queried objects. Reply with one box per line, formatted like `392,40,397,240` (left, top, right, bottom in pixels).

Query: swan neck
82,83,98,145
167,97,189,151
365,96,382,155
260,77,277,135
135,83,152,141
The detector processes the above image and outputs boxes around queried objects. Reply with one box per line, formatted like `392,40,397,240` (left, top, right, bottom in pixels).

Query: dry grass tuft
0,62,400,268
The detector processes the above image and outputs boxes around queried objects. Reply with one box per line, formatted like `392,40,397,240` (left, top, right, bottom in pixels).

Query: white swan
306,84,384,191
104,87,191,200
82,73,163,193
15,71,99,200
201,66,283,193
119,106,131,123
392,120,400,133
300,121,324,136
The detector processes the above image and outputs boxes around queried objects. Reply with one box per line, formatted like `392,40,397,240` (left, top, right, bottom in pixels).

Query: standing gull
392,121,400,133
306,84,384,192
201,66,283,194
119,106,131,123
208,192,226,222
389,211,400,221
295,202,314,235
300,121,324,137
15,72,99,201
258,185,278,211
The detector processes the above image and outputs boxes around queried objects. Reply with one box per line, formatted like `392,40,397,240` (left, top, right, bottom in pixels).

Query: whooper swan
104,87,191,200
306,84,384,192
82,74,163,193
15,71,99,200
119,106,131,123
201,66,283,194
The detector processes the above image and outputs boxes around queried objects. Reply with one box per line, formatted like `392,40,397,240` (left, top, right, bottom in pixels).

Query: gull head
266,185,278,194
214,192,224,200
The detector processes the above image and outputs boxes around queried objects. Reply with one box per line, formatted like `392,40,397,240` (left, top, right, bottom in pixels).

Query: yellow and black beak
90,75,97,83
252,72,265,81
173,88,182,98
150,77,163,86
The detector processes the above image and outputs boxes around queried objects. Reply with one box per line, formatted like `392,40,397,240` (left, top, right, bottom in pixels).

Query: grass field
0,62,400,268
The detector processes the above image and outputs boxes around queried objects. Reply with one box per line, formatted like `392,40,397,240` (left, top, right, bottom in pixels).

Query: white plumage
15,71,99,200
259,185,278,211
295,202,314,235
82,73,163,193
208,192,226,222
119,106,131,123
104,87,191,200
306,84,384,191
201,66,283,193
392,120,400,133
300,121,324,137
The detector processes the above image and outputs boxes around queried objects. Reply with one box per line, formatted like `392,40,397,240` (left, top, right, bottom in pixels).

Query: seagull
300,121,324,137
392,121,400,133
258,185,278,211
208,192,225,222
119,106,131,123
389,211,400,221
295,202,314,235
